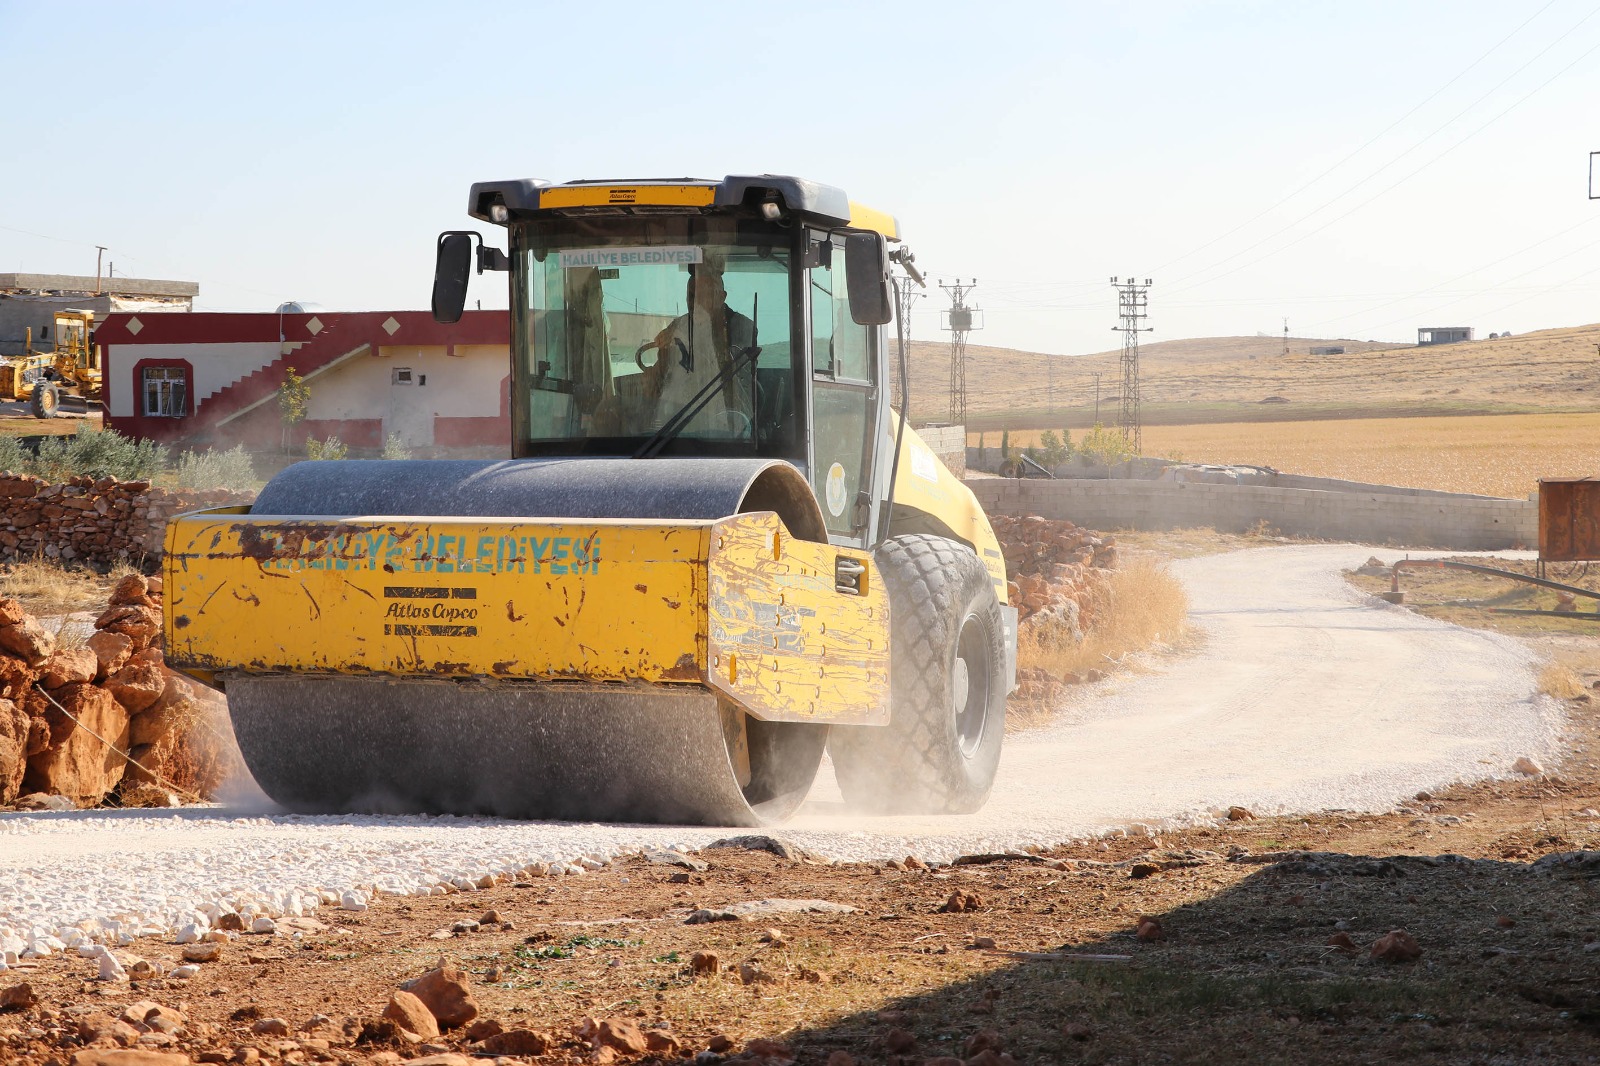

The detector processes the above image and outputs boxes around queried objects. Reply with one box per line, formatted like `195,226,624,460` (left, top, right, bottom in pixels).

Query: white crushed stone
0,544,1565,952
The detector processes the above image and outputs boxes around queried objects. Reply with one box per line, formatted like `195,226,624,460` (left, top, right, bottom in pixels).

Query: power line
1163,5,1600,299
1153,1,1562,276
1309,214,1600,331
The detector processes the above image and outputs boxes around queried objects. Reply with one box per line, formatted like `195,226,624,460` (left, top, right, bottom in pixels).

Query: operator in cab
641,251,756,437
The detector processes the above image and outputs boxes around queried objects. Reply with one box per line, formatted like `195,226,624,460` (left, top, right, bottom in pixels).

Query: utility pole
1110,276,1152,453
94,246,107,295
940,278,981,425
1282,317,1289,357
1092,372,1102,423
892,266,925,412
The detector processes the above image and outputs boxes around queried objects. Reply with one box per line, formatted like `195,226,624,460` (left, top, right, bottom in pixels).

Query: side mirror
431,232,475,324
844,233,893,326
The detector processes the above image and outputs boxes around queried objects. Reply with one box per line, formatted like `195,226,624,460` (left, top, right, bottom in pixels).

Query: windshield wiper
632,294,760,460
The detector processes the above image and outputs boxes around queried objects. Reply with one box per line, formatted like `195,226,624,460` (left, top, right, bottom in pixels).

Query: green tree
1000,428,1012,459
1078,422,1135,466
277,366,310,454
1038,430,1067,468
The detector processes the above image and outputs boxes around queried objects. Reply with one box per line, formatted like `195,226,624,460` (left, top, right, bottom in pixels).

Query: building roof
0,273,198,298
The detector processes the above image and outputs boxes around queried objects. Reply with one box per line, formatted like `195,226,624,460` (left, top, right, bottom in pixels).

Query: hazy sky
3,1,1598,356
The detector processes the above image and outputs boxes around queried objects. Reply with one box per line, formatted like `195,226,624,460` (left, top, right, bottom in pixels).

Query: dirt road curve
803,543,1563,847
0,545,1566,937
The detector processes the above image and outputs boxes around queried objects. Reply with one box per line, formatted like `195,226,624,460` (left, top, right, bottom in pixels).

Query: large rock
23,685,130,805
108,574,157,609
105,657,167,716
130,673,193,748
87,630,134,681
382,990,440,1040
399,961,479,1030
24,715,49,756
0,654,35,701
40,646,97,690
0,616,55,666
0,698,28,805
94,605,161,652
0,598,25,627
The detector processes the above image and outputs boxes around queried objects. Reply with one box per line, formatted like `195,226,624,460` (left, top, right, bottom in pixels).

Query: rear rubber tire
30,383,58,419
829,534,1006,814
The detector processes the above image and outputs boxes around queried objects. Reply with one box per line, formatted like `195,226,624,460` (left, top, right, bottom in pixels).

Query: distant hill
903,324,1600,428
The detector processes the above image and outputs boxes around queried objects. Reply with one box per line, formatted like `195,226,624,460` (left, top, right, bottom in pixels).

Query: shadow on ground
758,848,1600,1065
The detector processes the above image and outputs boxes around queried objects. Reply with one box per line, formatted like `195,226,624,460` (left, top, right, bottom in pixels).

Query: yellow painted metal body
887,417,1009,601
2,311,99,403
164,508,888,726
526,180,900,240
846,201,899,239
539,184,716,209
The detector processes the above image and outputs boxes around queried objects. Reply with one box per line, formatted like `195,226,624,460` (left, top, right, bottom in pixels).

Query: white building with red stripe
97,310,509,455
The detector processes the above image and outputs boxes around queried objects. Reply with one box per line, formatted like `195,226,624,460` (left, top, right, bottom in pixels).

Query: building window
143,366,188,417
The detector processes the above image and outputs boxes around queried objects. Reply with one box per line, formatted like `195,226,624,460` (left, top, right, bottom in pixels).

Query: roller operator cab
162,175,1017,826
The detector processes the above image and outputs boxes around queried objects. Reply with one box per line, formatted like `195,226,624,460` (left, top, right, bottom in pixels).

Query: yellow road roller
163,175,1017,825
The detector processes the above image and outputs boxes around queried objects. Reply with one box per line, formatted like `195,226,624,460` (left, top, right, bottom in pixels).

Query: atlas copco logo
384,601,478,622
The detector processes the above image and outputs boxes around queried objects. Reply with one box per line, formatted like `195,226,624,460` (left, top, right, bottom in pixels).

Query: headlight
489,204,511,224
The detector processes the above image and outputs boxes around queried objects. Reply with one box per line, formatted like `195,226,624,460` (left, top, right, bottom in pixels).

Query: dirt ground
4,540,1600,1064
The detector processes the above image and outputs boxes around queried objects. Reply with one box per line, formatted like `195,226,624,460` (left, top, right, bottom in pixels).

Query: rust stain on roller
660,653,701,681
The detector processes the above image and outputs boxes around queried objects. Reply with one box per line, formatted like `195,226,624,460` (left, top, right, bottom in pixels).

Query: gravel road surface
0,544,1564,953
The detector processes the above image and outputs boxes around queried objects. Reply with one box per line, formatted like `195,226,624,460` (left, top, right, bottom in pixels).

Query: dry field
916,321,1600,427
987,412,1600,499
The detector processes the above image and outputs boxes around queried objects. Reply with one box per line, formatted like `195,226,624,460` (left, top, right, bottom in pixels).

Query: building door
388,366,434,449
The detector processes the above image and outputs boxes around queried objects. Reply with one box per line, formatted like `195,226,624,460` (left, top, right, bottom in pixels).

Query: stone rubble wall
0,475,251,569
991,512,1118,632
0,574,223,809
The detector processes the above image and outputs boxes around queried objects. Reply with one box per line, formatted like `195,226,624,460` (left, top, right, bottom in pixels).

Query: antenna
1110,276,1152,454
940,278,982,425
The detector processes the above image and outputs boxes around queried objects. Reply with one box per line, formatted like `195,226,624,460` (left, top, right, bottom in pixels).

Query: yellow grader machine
161,175,1017,825
0,309,102,417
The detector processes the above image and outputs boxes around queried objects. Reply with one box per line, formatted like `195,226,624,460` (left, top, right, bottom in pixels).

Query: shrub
0,436,30,474
380,433,410,460
32,424,168,482
1017,557,1188,690
174,445,256,492
306,436,348,461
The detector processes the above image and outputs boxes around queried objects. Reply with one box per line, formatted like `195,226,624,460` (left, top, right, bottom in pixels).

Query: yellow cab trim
847,202,899,239
540,184,716,209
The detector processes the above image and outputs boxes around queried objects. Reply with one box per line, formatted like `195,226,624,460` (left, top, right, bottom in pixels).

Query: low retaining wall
917,424,966,478
969,477,1536,550
0,476,250,569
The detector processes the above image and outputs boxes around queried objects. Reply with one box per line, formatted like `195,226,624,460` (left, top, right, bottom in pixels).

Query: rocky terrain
989,514,1117,639
0,573,224,810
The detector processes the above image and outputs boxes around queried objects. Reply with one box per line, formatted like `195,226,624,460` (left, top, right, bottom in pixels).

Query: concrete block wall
916,424,966,478
968,477,1536,551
